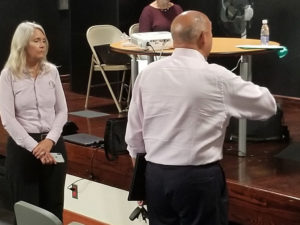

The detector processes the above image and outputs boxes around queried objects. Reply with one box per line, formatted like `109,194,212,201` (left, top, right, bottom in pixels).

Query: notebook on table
128,153,147,201
63,133,104,147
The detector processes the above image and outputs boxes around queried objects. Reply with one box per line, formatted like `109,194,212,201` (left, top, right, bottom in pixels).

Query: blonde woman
0,21,68,221
139,0,183,32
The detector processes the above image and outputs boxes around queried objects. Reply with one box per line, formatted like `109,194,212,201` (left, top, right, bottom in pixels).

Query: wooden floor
63,82,300,225
1,82,300,225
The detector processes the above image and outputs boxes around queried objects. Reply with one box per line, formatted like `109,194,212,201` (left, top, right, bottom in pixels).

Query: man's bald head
171,11,212,56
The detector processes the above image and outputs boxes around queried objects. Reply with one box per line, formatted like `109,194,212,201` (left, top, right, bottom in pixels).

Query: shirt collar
172,48,207,61
23,62,47,77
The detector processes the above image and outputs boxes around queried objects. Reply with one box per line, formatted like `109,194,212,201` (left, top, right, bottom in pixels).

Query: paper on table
236,45,284,49
236,45,288,58
122,41,137,47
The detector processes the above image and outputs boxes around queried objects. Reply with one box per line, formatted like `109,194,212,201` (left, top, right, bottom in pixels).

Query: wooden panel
228,181,300,225
66,142,133,191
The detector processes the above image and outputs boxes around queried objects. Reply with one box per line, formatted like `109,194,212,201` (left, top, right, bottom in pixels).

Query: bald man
126,11,276,225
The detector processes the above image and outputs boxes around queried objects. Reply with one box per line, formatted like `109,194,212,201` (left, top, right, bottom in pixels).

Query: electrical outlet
71,184,78,199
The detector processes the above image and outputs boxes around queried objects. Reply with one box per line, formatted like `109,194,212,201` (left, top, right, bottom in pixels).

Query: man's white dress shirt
125,48,277,165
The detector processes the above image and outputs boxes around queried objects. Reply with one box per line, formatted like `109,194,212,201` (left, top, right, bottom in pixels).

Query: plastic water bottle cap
262,19,268,24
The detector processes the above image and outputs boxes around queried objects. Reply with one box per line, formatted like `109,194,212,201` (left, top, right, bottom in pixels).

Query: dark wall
0,0,299,97
248,0,300,97
178,0,300,97
177,0,300,97
69,0,146,93
0,0,70,74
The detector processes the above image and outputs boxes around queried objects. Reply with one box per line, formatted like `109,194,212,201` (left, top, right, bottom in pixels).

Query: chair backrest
129,23,139,36
14,201,62,225
86,25,123,65
86,25,123,47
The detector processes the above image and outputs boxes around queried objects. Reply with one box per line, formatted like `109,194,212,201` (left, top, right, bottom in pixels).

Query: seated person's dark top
139,4,183,32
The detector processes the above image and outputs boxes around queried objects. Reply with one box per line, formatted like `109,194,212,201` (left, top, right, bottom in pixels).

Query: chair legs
120,70,132,111
118,70,127,103
85,57,131,113
127,79,132,106
99,67,123,113
85,56,95,109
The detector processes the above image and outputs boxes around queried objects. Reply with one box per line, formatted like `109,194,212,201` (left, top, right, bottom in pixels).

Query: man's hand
132,158,136,167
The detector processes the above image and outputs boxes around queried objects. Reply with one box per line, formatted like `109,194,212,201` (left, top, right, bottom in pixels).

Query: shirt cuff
46,132,60,144
23,136,38,152
127,145,146,158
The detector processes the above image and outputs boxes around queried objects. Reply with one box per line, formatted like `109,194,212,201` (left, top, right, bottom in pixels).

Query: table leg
131,55,154,87
238,118,247,157
147,55,154,63
238,55,252,157
131,55,138,86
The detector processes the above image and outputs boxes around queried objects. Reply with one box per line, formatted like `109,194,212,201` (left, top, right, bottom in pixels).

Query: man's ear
197,31,211,57
197,32,206,50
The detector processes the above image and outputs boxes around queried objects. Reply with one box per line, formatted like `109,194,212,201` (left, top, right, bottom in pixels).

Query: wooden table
111,37,280,157
111,37,279,55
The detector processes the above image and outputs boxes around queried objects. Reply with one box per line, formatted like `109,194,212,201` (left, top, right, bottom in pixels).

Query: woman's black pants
5,136,67,221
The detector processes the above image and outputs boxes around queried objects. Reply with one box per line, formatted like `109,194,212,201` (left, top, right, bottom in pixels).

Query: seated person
139,0,183,32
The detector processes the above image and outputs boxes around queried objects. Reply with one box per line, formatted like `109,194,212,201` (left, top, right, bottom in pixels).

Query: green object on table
236,44,288,58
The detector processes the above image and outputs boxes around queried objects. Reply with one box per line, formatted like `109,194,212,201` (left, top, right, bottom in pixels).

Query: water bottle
260,19,270,45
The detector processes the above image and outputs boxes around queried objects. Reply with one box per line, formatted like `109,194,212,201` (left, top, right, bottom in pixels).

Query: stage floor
62,82,300,225
1,83,300,225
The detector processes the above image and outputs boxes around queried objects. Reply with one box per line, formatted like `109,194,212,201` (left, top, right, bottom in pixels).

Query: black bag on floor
62,121,79,136
104,117,128,161
226,104,289,142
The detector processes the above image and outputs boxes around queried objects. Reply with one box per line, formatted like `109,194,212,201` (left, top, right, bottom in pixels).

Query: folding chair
129,23,139,36
14,201,84,225
85,25,131,113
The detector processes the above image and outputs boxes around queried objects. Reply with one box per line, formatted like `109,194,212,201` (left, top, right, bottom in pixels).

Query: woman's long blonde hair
5,21,49,78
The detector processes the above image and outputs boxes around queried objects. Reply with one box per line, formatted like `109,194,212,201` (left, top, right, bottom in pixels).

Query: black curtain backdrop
0,0,299,96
